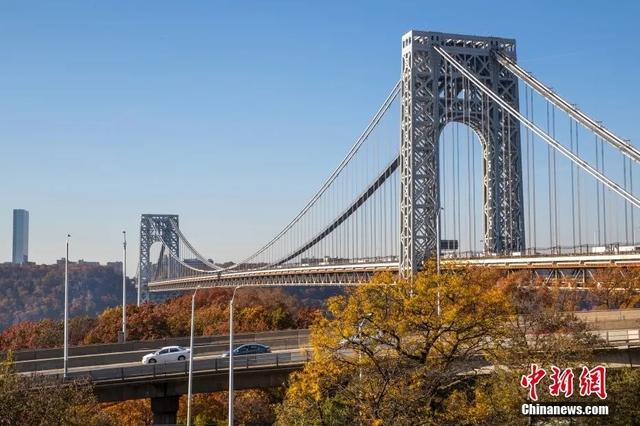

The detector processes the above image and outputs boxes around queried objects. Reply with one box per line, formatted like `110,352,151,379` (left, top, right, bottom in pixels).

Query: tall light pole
436,208,442,275
187,285,200,426
121,231,127,342
436,208,443,317
137,262,141,307
63,234,70,379
228,286,241,426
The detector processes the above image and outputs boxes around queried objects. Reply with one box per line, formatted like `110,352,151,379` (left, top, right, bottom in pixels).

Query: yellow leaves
279,263,640,424
100,400,152,425
278,266,521,424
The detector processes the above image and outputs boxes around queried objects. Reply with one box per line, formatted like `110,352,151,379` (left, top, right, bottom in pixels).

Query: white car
141,346,190,364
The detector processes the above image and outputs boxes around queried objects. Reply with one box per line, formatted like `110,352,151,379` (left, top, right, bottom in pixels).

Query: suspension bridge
135,30,640,299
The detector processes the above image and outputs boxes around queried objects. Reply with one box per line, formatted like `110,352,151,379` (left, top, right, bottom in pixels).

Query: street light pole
122,231,127,342
63,234,70,379
228,286,241,426
187,285,200,426
436,208,442,317
436,208,442,275
137,262,141,307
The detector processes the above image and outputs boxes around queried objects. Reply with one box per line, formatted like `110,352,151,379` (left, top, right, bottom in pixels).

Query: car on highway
221,343,271,358
141,346,190,364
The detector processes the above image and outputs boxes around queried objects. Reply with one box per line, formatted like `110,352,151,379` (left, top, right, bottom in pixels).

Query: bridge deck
149,253,640,291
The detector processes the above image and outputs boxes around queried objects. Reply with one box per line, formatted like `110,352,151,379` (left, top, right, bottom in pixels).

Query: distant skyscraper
12,209,29,264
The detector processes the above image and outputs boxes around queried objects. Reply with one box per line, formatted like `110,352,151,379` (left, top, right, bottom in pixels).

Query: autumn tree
0,355,113,425
437,278,600,425
589,268,640,309
0,316,96,351
276,264,602,425
100,400,153,426
276,265,515,424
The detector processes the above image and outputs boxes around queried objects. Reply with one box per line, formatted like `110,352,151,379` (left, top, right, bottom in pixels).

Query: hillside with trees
0,262,341,342
0,262,136,332
0,286,321,351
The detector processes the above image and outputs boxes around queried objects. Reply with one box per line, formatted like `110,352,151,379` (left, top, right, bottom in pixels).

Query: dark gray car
221,343,271,358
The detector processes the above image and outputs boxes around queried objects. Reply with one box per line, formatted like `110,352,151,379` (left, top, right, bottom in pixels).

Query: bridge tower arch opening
138,214,179,302
399,30,525,277
437,120,486,256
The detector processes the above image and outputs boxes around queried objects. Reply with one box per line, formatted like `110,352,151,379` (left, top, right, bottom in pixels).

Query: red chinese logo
520,364,546,401
520,364,606,400
549,366,574,398
578,365,607,400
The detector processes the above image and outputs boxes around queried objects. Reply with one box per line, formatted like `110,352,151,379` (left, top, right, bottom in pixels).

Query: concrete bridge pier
151,395,180,425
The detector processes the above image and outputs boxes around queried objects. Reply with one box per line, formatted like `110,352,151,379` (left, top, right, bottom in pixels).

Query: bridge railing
440,243,640,260
591,329,640,346
38,349,314,383
4,329,309,363
12,332,310,374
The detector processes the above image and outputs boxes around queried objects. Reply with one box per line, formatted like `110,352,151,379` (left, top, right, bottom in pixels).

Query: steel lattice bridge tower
399,31,524,277
136,30,640,297
138,215,179,301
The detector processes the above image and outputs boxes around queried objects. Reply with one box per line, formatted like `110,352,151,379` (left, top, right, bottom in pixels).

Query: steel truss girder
139,214,180,301
148,252,640,292
148,262,396,291
399,31,525,278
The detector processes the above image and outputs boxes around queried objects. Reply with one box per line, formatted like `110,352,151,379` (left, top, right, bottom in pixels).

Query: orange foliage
100,399,153,425
1,287,321,350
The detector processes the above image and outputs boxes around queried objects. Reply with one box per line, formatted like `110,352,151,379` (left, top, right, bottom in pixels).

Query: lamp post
63,234,70,379
436,208,442,275
436,208,443,317
228,285,241,426
137,262,141,307
187,285,200,426
121,231,127,342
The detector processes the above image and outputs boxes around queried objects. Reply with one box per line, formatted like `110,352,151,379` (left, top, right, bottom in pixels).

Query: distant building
77,259,100,266
106,261,123,271
12,209,29,264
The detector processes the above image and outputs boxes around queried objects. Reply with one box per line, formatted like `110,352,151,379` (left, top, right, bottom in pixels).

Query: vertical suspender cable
595,134,602,245
507,110,514,250
601,136,608,245
472,116,477,253
547,101,553,250
631,158,635,243
530,88,537,252
384,161,388,257
524,85,532,252
570,119,576,250
457,123,462,255
552,106,559,250
466,78,473,254
454,124,459,254
575,121,582,251
623,156,629,244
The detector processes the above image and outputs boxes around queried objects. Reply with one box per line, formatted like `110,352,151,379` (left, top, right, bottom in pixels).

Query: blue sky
1,0,639,265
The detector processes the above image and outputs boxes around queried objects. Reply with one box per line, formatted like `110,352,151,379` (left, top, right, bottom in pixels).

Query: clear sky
1,0,639,267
